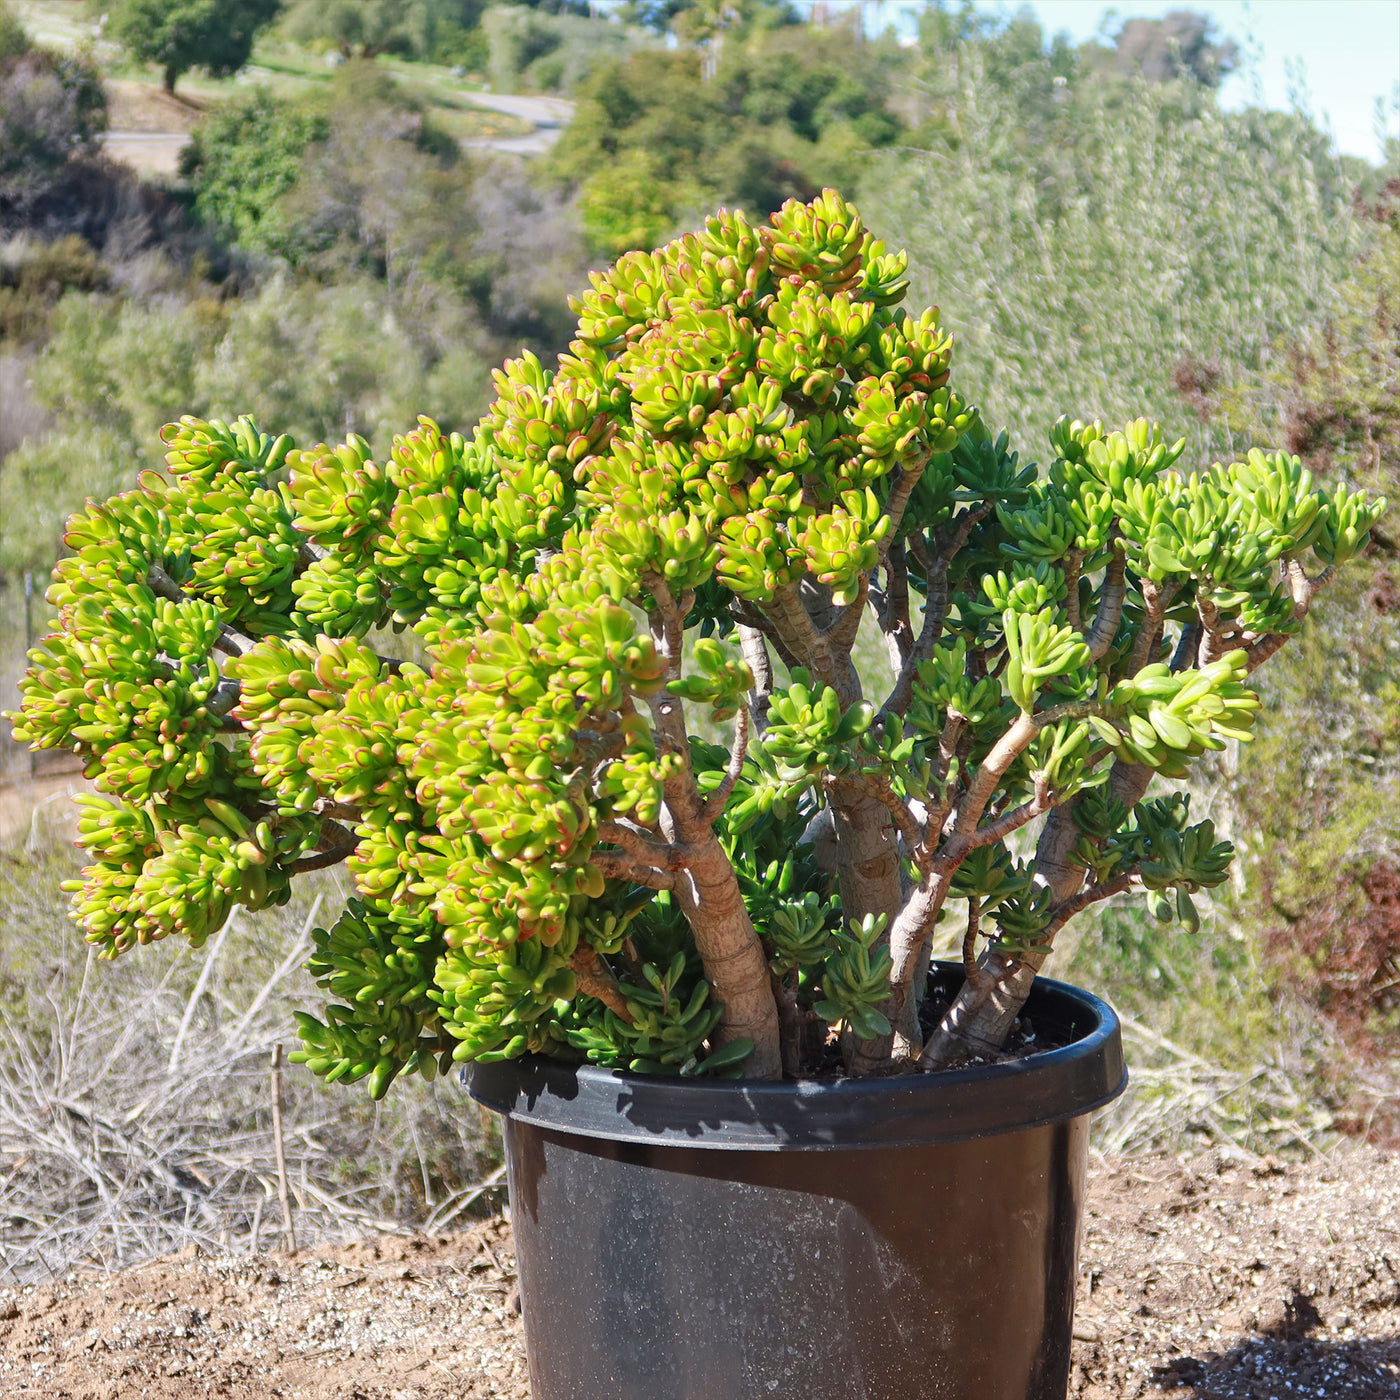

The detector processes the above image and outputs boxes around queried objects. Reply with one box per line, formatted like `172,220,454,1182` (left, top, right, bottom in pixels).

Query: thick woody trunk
920,762,1155,1069
870,873,953,1067
673,825,784,1079
829,782,906,1073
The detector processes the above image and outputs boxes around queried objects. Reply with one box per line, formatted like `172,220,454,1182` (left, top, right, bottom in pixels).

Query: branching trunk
920,760,1155,1068
830,781,906,1069
672,825,783,1078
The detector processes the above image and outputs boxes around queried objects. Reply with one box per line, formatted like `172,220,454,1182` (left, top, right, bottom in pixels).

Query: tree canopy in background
280,0,492,60
0,10,105,219
1094,7,1239,87
551,16,907,253
104,0,282,93
859,11,1362,458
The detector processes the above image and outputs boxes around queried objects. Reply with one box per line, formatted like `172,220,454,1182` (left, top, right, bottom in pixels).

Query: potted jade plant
7,191,1383,1400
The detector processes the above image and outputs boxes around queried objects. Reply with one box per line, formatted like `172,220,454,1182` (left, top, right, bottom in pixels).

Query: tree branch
842,770,925,864
942,712,1038,850
570,946,636,1023
642,572,690,679
966,781,1051,852
288,818,357,873
1086,543,1126,661
1037,868,1137,945
763,582,835,684
699,706,750,827
1244,560,1336,672
588,853,677,890
877,449,931,558
961,897,983,990
1128,578,1179,674
873,541,914,673
596,821,688,871
737,625,775,732
824,573,869,653
882,502,991,718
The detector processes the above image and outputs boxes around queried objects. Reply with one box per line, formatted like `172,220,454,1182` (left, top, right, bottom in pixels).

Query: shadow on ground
1153,1292,1400,1397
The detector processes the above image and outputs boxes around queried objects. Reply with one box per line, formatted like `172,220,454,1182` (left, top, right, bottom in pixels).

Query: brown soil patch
0,1148,1395,1398
104,81,204,134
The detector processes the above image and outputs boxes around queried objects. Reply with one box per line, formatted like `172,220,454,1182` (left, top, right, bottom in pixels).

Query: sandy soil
0,1147,1395,1398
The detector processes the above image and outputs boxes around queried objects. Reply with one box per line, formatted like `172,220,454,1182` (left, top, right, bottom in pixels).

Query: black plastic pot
468,966,1126,1400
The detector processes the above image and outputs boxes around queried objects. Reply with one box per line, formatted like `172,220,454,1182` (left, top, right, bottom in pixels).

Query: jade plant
7,191,1384,1091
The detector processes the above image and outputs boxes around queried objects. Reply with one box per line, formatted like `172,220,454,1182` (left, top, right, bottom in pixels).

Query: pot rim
466,966,1128,1151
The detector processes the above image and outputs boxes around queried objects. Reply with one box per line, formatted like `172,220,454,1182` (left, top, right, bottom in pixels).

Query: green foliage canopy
7,192,1383,1096
105,0,282,93
549,26,909,254
0,18,106,218
179,88,330,253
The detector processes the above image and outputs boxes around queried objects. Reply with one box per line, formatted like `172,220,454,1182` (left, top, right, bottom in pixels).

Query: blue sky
845,0,1400,164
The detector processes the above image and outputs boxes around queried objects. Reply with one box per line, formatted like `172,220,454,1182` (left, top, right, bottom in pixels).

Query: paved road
103,130,188,177
457,90,573,155
103,90,574,169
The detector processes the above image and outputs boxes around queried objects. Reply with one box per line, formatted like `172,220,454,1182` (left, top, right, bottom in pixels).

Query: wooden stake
270,1044,296,1253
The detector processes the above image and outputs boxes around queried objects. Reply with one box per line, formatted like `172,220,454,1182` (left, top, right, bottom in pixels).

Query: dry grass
0,824,500,1285
0,355,49,462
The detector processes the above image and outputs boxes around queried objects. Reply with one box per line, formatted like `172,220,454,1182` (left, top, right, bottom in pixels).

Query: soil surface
0,1147,1395,1399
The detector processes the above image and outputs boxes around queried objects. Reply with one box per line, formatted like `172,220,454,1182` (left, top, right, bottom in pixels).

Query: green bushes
859,61,1362,458
179,90,331,255
0,273,492,575
0,16,106,220
550,24,910,254
482,5,648,95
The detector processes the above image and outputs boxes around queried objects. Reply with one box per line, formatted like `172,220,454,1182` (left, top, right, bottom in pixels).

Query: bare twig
570,947,636,1023
168,912,237,1078
961,898,984,990
698,706,750,826
270,1045,296,1254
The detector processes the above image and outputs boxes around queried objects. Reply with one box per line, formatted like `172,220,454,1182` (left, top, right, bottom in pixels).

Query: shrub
0,41,106,220
6,191,1382,1096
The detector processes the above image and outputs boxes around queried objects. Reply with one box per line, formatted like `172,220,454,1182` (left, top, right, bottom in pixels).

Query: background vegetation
0,0,1397,1273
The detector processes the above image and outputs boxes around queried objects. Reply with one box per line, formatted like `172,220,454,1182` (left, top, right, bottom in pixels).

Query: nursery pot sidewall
468,968,1126,1400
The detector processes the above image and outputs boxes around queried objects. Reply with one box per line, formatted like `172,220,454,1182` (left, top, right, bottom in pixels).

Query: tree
7,191,1383,1095
280,0,492,59
0,32,106,219
549,28,910,253
179,88,330,253
1104,9,1239,88
105,0,282,95
0,0,29,62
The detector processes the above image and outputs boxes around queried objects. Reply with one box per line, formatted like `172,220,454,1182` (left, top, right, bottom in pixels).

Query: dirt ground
0,1147,1396,1399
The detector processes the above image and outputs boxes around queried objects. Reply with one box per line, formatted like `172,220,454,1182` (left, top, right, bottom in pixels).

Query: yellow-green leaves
1091,651,1262,777
1314,480,1387,565
285,436,395,549
762,189,866,291
815,913,893,1040
162,414,292,485
667,636,753,722
1003,611,1091,713
764,671,875,779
